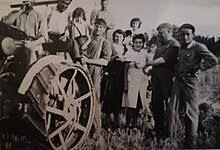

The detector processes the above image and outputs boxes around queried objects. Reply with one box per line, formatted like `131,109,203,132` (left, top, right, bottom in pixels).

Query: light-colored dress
122,47,153,110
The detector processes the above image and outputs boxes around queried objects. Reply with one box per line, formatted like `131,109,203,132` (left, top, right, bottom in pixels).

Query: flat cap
157,23,173,31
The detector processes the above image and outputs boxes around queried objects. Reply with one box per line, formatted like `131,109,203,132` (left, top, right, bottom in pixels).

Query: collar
186,40,196,49
23,8,34,14
92,35,103,41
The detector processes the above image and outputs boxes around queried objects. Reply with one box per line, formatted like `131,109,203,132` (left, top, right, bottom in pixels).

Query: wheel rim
45,65,94,150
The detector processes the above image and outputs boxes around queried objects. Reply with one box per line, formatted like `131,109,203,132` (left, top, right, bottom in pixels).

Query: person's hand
21,2,27,12
24,40,36,49
195,69,202,76
59,36,68,42
124,85,128,93
81,44,88,51
80,55,90,65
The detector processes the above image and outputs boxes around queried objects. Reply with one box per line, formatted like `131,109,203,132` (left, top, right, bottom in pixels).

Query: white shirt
48,7,70,34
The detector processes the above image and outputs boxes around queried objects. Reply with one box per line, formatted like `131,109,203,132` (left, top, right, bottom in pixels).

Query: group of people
1,0,219,149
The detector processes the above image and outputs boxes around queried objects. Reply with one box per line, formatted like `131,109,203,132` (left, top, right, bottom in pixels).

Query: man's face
131,21,140,30
101,0,108,10
157,28,170,42
22,0,35,11
180,28,194,44
57,0,71,12
93,24,106,36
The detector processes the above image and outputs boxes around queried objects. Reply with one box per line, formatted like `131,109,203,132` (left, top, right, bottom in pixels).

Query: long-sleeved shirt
176,40,218,76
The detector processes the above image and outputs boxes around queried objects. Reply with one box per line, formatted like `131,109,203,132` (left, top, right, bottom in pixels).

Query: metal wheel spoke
46,106,68,120
74,91,92,105
74,123,87,132
46,113,52,130
48,120,71,139
59,132,67,150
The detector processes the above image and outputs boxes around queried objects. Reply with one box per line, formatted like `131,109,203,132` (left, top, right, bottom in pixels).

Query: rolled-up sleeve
100,40,112,62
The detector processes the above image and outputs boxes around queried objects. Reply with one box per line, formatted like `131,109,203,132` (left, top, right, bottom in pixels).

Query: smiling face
113,33,124,44
133,38,144,51
93,24,106,36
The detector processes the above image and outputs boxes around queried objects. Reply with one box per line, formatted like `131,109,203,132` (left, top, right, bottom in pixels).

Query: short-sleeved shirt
86,36,111,61
47,7,71,35
153,38,180,69
176,40,218,76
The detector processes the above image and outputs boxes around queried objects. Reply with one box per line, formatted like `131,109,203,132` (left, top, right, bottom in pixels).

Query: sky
0,0,220,37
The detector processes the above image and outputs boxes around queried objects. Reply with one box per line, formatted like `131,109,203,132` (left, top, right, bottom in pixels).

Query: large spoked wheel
45,65,94,150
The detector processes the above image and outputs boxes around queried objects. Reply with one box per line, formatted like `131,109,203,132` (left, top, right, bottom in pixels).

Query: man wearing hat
2,0,48,66
81,18,112,137
144,23,180,140
166,23,218,148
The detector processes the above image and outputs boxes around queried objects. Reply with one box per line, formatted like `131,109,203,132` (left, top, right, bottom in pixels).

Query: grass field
0,65,219,150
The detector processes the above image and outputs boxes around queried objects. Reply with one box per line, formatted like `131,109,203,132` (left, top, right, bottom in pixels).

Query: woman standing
122,34,152,128
69,7,91,61
102,29,127,129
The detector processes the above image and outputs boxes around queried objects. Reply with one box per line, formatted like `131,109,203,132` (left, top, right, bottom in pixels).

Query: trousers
166,76,199,148
151,68,174,137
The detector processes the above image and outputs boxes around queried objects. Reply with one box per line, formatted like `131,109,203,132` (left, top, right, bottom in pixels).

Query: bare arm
81,55,108,66
145,57,165,67
2,10,23,25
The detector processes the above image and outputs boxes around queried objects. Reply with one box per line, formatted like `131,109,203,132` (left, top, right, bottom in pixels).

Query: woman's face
131,21,140,30
75,14,84,23
133,38,144,50
113,33,124,44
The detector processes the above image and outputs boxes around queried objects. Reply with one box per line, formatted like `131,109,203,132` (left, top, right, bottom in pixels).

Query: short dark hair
101,0,108,2
132,34,146,48
72,7,86,21
112,29,125,42
94,18,107,28
180,23,195,34
125,30,132,37
130,18,142,28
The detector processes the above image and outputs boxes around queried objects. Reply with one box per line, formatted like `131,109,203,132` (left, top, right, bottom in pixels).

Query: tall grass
0,66,219,150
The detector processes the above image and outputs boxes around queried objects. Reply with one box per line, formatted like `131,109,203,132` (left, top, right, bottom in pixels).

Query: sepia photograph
0,0,219,149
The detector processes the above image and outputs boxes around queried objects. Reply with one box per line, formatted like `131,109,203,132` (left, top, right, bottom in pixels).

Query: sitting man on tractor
2,0,48,66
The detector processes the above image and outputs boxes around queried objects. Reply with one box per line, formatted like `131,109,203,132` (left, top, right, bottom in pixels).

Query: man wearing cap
144,23,180,140
2,0,48,66
81,18,112,137
166,23,218,148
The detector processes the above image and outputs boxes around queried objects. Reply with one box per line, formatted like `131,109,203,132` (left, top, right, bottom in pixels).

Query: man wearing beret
166,23,218,148
81,18,112,139
145,23,180,140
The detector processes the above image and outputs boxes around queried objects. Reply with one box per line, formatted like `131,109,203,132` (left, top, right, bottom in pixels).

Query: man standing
166,23,218,148
81,18,111,137
46,0,72,56
144,23,180,139
90,0,115,41
2,0,48,65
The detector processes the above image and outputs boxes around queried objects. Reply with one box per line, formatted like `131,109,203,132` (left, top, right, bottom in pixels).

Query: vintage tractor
0,22,95,150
